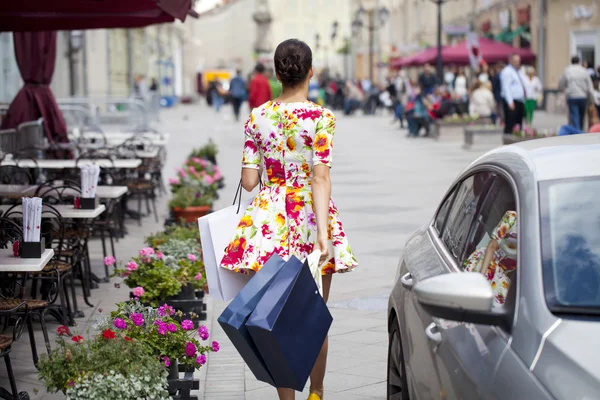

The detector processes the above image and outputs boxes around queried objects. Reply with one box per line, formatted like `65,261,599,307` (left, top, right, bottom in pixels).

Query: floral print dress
464,211,517,307
221,101,358,275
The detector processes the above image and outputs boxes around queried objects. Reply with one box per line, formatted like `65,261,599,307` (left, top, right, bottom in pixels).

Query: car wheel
387,319,409,400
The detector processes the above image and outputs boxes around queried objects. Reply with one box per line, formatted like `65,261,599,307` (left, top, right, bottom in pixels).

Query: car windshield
540,177,600,314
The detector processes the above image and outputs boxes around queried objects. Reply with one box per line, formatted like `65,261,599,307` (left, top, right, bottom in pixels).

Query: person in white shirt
453,68,469,114
500,53,526,133
469,81,496,121
559,55,594,131
524,66,543,124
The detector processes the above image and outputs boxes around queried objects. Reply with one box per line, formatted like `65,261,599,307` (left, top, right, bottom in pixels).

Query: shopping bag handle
232,178,263,214
306,250,323,297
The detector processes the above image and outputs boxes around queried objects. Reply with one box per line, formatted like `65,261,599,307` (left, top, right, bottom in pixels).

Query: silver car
387,134,600,400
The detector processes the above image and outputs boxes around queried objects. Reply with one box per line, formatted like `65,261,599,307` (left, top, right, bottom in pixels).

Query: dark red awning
0,0,192,32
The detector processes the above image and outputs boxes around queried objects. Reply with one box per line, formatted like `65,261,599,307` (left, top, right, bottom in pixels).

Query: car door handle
425,322,442,343
400,272,413,288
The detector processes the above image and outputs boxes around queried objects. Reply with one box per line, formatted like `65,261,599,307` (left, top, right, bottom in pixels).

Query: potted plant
145,223,201,248
188,141,219,165
97,301,219,395
38,327,170,399
169,185,214,223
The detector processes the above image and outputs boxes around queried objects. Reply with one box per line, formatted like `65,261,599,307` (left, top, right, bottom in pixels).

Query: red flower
71,335,84,343
124,337,132,342
264,158,285,185
57,325,69,336
102,329,116,340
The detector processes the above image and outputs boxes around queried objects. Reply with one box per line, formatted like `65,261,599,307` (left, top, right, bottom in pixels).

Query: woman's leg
309,274,333,398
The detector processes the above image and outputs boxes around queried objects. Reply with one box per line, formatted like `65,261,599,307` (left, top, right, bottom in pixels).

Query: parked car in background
387,134,600,400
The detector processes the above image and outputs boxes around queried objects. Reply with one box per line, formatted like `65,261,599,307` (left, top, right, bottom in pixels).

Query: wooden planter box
432,118,492,140
168,360,200,400
463,126,504,149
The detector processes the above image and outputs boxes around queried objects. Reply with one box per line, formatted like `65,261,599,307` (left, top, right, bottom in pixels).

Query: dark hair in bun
274,39,312,88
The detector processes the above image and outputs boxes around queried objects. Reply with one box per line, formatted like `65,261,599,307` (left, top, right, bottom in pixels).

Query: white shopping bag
305,250,323,297
198,198,253,301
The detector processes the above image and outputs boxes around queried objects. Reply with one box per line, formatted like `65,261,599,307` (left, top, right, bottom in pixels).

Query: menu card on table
22,197,42,242
80,165,101,198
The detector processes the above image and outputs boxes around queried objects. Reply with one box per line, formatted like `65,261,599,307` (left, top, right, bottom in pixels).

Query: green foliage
38,331,168,397
168,185,214,209
96,301,216,371
188,141,218,161
65,370,170,400
158,238,200,260
144,224,200,248
112,252,182,306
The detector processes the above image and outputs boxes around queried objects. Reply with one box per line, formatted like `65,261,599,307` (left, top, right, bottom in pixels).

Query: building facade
192,0,353,78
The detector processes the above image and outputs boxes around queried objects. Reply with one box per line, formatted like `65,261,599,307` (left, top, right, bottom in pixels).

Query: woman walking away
221,38,358,400
524,66,543,124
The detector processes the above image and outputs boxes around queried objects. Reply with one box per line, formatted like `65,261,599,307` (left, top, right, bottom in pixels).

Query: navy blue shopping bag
217,254,287,386
246,255,333,391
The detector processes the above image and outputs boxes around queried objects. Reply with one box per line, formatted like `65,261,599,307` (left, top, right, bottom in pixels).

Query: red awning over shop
390,38,536,69
0,0,192,144
0,0,192,32
441,38,536,65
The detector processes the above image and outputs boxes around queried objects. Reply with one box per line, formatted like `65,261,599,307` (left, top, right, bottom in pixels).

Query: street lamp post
429,0,451,83
352,5,389,83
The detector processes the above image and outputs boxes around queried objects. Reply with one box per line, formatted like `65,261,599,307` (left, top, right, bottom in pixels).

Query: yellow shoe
307,394,322,400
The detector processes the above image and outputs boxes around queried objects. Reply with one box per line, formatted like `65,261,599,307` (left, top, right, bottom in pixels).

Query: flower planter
167,359,200,399
172,206,211,223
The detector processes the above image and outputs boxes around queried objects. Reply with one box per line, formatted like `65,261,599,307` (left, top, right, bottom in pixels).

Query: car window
540,177,600,314
434,189,456,234
463,176,517,309
441,172,494,263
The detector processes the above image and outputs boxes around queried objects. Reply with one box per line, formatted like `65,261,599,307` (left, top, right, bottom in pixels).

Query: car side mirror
414,272,511,331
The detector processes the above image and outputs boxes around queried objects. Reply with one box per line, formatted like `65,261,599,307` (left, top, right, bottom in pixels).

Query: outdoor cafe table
0,248,54,272
0,185,128,200
1,158,142,169
0,204,105,219
0,184,37,198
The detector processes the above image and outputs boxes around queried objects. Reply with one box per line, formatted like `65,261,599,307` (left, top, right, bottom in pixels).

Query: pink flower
185,342,197,357
198,325,209,341
163,356,171,367
168,177,180,185
158,304,175,317
132,286,145,297
156,251,164,259
189,165,196,174
212,341,220,352
121,271,131,277
213,171,223,181
167,323,178,333
156,322,168,336
187,253,197,262
177,168,187,178
104,256,116,266
126,261,138,271
194,272,203,281
113,318,127,330
191,157,204,164
205,175,215,185
139,247,155,256
196,354,207,365
130,313,144,326
181,320,194,330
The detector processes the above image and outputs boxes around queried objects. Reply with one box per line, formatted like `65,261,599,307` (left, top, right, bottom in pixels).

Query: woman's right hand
315,234,329,264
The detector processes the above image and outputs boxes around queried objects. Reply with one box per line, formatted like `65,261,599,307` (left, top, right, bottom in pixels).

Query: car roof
477,133,600,182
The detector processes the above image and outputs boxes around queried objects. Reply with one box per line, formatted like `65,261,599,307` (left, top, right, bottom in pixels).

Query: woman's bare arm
241,167,261,192
312,164,331,260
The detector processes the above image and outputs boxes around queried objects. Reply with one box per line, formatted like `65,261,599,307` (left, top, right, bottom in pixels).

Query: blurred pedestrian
229,69,247,121
266,68,282,99
444,66,457,91
343,81,364,115
491,64,505,124
559,55,594,131
419,64,437,96
524,66,543,124
211,80,225,112
453,68,469,115
500,54,526,133
469,81,496,122
249,63,272,109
